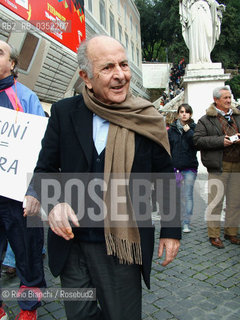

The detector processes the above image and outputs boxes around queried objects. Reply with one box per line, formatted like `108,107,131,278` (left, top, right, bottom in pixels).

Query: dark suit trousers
60,241,142,320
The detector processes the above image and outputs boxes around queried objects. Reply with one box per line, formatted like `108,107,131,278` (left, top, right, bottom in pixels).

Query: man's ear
79,70,93,90
10,60,15,72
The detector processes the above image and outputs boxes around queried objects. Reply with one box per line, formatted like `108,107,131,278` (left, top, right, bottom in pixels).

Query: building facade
0,0,149,110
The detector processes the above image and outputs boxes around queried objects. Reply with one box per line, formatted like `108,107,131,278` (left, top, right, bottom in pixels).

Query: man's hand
48,203,79,240
23,195,41,217
224,136,233,147
158,238,180,267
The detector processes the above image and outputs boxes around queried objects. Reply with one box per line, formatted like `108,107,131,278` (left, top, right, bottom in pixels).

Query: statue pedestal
183,63,231,122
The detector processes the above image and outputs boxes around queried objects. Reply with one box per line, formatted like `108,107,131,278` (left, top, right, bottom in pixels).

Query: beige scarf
82,86,170,264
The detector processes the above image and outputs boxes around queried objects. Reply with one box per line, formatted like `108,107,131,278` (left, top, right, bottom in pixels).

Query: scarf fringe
105,232,142,265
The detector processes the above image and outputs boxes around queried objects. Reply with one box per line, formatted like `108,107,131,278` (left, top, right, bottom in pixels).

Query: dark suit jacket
34,94,181,289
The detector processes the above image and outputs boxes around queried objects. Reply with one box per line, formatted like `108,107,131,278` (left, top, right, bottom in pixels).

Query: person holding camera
193,86,240,248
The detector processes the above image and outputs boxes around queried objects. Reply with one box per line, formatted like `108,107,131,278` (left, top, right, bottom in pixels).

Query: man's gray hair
213,85,231,99
77,38,93,79
8,43,19,78
77,34,126,79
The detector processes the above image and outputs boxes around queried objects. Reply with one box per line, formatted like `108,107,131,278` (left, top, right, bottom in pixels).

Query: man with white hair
193,86,240,248
27,35,181,320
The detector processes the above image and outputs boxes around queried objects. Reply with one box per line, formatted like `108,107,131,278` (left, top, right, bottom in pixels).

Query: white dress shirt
93,114,109,155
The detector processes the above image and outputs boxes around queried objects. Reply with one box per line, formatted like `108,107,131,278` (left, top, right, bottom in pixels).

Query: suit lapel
70,101,141,167
70,102,93,168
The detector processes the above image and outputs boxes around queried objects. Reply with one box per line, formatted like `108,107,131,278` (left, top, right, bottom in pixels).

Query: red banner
2,0,86,52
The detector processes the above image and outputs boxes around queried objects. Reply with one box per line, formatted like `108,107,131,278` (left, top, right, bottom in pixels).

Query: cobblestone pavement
1,178,240,319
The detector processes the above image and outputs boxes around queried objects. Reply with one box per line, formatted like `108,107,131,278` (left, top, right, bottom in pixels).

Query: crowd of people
159,59,186,107
0,36,239,320
169,59,186,92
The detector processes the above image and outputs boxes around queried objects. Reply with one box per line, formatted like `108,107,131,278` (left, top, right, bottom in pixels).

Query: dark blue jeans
0,196,46,310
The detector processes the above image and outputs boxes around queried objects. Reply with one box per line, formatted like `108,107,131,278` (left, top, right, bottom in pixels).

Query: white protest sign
0,107,48,202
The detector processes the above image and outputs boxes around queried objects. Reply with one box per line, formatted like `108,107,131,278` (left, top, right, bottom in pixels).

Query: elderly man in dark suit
27,35,181,320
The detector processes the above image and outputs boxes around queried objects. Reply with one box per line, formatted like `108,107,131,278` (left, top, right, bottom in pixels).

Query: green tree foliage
212,0,240,68
226,75,240,100
134,0,162,61
135,0,240,68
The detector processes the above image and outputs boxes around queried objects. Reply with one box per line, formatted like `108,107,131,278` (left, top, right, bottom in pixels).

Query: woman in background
168,104,198,232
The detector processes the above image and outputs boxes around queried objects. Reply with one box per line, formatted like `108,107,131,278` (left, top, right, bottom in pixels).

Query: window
110,10,115,37
117,0,121,13
135,24,138,41
18,33,39,72
88,0,92,13
136,48,139,67
118,23,122,42
125,33,128,53
130,15,133,31
99,0,106,28
131,41,134,62
124,4,127,25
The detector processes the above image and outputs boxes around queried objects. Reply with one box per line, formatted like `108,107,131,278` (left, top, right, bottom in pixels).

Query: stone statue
179,0,225,64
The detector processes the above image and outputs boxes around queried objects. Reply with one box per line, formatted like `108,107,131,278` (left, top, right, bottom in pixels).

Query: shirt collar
215,107,233,117
93,113,108,123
